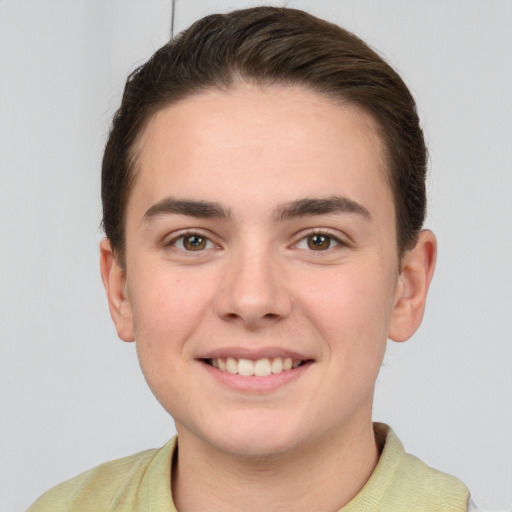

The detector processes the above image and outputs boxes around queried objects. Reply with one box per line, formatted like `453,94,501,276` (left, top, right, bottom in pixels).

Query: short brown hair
102,6,427,265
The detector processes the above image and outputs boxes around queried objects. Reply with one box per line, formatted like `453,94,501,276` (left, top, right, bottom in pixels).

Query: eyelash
293,230,348,252
164,229,348,253
164,231,219,253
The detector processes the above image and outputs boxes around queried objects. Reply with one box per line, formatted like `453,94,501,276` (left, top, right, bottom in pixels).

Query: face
102,85,433,459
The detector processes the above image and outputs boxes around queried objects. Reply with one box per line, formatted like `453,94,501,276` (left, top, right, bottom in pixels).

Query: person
28,6,480,511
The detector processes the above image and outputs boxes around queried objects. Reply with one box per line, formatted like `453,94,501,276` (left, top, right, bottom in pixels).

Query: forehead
129,85,392,221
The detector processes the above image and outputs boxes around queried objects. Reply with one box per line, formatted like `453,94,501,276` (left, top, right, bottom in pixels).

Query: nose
214,245,293,329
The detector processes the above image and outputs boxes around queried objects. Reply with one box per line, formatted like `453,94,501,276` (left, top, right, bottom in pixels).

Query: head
99,7,436,458
102,6,427,268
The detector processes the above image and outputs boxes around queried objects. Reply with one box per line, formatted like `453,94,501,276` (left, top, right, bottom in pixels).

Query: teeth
238,358,254,376
254,358,271,377
226,357,238,374
271,357,283,374
209,356,303,376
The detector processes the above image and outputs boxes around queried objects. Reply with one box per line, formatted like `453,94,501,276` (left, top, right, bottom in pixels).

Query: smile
206,357,305,377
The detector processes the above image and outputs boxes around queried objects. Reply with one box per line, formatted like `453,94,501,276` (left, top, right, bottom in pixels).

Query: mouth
203,356,308,377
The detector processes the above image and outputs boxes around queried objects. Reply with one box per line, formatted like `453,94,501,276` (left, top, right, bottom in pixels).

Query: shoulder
365,424,470,511
27,439,176,512
392,448,469,509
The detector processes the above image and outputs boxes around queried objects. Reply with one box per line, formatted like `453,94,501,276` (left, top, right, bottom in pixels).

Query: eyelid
292,228,351,250
162,229,221,251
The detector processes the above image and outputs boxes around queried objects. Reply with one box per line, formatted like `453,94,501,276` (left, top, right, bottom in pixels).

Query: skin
100,84,436,512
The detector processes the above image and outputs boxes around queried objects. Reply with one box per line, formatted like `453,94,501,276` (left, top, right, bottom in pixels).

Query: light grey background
1,1,511,511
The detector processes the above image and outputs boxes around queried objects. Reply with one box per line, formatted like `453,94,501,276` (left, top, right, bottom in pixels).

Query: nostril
215,284,293,327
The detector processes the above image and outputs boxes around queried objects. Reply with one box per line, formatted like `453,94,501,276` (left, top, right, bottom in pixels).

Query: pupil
309,234,329,250
186,235,205,250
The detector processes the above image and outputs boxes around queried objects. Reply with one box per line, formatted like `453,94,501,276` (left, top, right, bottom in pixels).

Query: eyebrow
143,198,231,223
274,195,371,221
142,194,371,224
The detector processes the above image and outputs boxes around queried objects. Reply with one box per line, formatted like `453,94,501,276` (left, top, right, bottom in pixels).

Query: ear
388,230,437,343
99,238,135,342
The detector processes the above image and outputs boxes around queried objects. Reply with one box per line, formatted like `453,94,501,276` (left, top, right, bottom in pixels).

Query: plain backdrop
1,1,511,511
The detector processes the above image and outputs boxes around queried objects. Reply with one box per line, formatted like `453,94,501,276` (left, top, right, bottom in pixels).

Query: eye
295,233,341,251
171,233,216,251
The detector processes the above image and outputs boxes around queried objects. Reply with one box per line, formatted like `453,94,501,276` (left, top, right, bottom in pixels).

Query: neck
172,420,379,512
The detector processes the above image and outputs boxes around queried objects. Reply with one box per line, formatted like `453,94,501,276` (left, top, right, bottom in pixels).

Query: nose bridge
215,237,292,327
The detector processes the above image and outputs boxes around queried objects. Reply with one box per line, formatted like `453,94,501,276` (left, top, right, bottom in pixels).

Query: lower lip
200,360,312,393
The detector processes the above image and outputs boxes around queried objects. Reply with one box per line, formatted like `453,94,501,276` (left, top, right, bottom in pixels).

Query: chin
198,417,309,461
217,435,299,460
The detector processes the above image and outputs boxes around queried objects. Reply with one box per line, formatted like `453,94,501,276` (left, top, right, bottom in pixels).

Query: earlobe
99,238,135,342
388,230,437,343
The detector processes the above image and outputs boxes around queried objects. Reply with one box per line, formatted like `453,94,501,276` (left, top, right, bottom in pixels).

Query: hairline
114,80,403,267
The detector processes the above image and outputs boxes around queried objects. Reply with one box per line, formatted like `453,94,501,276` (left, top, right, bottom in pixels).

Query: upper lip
196,346,313,361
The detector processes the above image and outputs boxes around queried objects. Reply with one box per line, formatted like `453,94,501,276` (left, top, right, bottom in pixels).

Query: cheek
298,261,397,351
127,268,216,412
127,266,215,354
